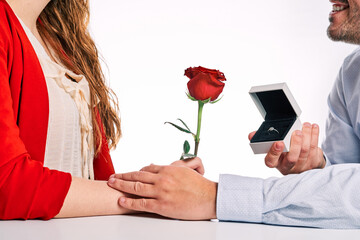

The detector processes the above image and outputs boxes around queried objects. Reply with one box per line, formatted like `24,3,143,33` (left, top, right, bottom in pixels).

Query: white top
18,19,95,179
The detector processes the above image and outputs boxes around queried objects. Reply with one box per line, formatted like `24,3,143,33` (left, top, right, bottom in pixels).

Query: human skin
108,161,217,220
249,122,325,175
107,0,360,220
6,0,206,218
57,160,205,218
6,0,53,57
327,0,360,44
5,0,132,218
253,0,360,175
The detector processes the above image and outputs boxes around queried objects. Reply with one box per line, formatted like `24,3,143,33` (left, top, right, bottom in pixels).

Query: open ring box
249,82,302,154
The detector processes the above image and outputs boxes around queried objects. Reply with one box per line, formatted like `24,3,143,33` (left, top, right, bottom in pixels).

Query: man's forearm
217,164,360,229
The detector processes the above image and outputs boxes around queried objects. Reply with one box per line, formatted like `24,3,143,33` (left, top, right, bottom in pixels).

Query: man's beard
327,5,360,44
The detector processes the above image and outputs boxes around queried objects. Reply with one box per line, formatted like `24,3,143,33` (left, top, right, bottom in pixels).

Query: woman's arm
55,177,132,218
57,157,205,218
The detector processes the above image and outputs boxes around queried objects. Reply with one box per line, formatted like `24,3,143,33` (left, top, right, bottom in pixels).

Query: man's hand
249,122,326,175
107,164,217,220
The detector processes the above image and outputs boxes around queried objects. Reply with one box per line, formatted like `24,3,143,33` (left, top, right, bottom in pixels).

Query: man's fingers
248,131,256,141
108,178,155,197
298,123,312,160
310,124,320,152
140,164,162,173
264,141,284,168
111,171,156,184
278,130,303,174
118,197,158,213
307,123,321,168
283,130,303,168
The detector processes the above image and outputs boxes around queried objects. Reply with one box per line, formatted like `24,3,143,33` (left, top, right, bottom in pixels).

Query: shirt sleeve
217,164,360,229
216,49,360,229
0,15,71,220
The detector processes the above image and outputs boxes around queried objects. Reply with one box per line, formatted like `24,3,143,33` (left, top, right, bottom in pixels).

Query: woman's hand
169,157,205,175
249,122,326,175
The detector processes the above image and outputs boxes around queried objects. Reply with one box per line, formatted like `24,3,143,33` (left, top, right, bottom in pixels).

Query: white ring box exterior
249,83,302,154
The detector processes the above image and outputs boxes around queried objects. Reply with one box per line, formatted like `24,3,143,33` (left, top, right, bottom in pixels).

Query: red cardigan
0,0,115,220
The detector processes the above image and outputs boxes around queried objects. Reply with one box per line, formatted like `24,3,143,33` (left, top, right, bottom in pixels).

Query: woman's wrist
56,177,132,218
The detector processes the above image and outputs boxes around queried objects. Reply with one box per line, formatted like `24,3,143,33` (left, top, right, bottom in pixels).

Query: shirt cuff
216,174,263,223
324,152,332,167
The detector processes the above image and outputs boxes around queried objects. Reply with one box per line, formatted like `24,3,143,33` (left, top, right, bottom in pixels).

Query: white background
89,0,356,181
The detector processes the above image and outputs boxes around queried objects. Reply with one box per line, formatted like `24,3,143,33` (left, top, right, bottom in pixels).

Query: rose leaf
183,140,191,154
165,121,192,134
177,118,192,132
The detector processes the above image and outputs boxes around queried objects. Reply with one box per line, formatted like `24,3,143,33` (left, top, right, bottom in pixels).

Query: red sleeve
93,109,115,180
0,3,71,220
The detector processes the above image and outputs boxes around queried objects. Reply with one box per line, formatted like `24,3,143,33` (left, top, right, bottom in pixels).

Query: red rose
185,66,226,101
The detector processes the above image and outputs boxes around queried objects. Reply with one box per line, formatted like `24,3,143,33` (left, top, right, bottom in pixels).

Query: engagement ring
267,127,279,134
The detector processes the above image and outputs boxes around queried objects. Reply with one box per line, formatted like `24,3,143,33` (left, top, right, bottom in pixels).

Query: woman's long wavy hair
38,0,121,155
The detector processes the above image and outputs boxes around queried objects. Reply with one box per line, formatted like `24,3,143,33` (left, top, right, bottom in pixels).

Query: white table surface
1,214,359,240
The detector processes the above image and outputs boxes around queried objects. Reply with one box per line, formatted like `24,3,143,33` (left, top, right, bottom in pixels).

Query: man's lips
330,0,349,4
330,0,349,14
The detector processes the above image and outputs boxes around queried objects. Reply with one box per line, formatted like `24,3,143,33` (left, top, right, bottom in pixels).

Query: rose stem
194,101,204,156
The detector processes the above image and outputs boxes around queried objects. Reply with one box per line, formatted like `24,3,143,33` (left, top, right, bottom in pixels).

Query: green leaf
177,118,192,132
210,95,223,104
183,140,190,154
200,97,212,104
186,92,197,101
165,122,192,134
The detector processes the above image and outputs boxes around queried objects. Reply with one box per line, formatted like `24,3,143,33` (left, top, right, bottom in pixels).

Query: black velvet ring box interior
249,83,302,154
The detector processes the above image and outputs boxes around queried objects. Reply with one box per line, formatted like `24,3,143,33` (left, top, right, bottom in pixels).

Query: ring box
249,82,302,154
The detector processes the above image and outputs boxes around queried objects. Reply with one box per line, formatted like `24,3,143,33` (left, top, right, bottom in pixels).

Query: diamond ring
267,127,279,134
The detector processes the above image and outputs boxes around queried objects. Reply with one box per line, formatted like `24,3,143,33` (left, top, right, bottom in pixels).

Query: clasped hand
249,122,326,175
106,122,325,219
107,157,217,220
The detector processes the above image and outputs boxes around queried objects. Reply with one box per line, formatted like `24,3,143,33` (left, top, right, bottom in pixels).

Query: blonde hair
37,0,121,154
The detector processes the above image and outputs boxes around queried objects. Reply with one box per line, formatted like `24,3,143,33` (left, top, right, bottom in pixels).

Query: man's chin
327,28,360,45
327,27,341,42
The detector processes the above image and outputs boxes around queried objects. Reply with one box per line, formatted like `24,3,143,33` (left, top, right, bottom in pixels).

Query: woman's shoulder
0,0,14,22
0,1,14,47
0,0,7,9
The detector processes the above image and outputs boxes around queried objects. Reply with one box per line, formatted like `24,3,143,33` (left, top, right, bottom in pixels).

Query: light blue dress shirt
216,47,360,229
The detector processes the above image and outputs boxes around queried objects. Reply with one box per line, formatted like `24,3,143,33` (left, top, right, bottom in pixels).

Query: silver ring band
267,127,279,134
